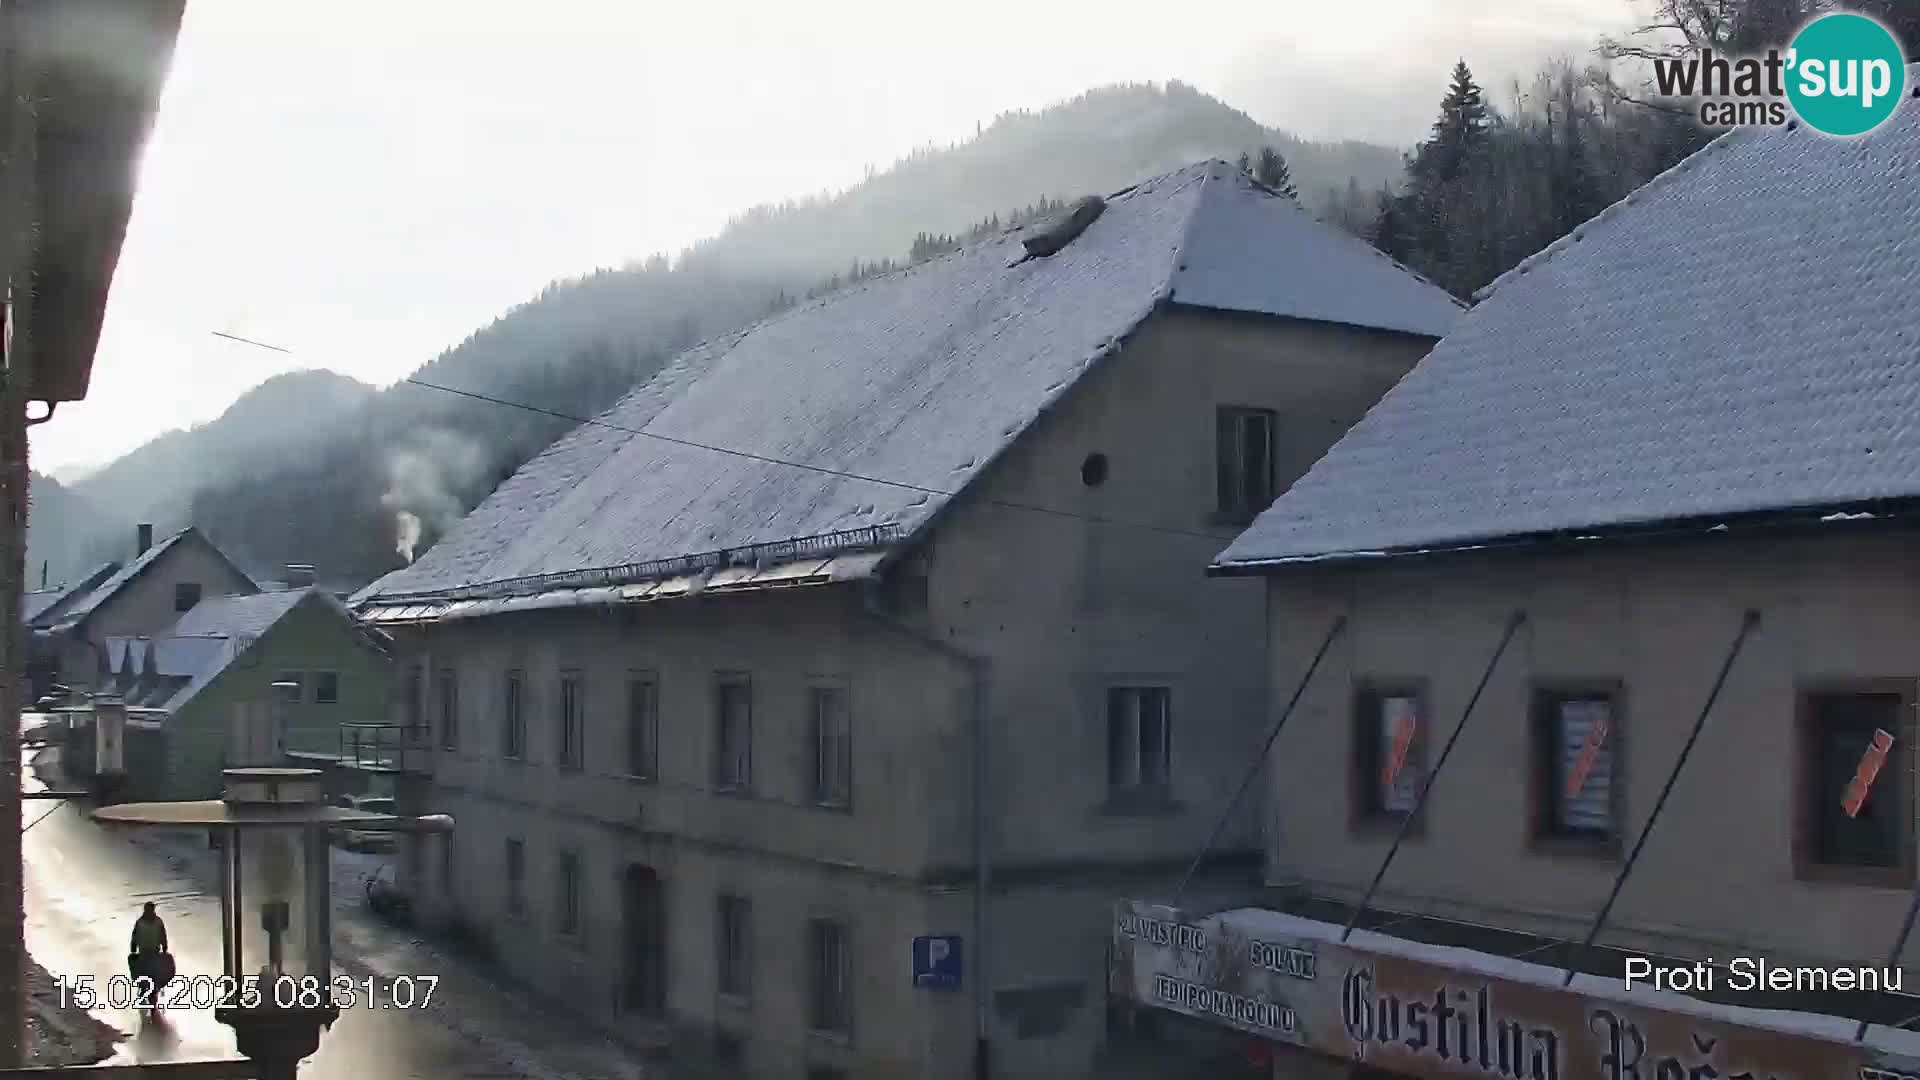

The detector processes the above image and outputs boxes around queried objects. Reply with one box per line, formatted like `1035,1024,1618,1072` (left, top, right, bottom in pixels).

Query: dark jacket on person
130,914,167,954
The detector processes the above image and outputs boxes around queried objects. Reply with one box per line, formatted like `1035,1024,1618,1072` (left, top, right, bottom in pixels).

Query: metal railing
338,722,430,773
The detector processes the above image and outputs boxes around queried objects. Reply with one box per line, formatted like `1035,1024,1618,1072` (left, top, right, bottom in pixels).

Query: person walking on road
128,902,172,1020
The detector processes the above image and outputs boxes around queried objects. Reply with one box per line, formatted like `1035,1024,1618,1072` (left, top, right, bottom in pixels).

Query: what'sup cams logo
1652,10,1909,136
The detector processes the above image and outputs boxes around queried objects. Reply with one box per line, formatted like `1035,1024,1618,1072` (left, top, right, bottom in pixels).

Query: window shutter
1107,690,1130,789
1379,695,1420,813
1353,689,1382,811
1556,699,1613,832
1216,409,1238,513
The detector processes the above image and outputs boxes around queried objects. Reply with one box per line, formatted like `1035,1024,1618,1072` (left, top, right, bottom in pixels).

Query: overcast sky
32,0,1633,476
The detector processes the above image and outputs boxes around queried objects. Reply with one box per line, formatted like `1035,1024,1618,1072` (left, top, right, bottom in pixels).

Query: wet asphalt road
22,748,646,1080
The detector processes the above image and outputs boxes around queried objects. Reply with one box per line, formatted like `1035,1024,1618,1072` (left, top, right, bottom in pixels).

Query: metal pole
1173,616,1346,906
1343,611,1526,942
1560,609,1761,987
1857,883,1920,1040
219,830,234,983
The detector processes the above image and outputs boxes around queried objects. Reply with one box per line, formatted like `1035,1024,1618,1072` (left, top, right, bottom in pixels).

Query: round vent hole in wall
1080,453,1109,488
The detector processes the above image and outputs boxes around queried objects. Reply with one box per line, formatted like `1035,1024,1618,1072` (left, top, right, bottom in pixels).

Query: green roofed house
74,586,393,801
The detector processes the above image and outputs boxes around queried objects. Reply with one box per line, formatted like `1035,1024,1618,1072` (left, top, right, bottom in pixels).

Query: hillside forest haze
30,0,1919,590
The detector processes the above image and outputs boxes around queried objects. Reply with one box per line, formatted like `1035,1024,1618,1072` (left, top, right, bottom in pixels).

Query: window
810,685,851,808
1106,687,1172,801
557,851,583,937
1215,406,1277,521
503,671,525,759
808,918,852,1036
173,582,202,613
627,676,658,779
1534,686,1621,849
272,673,304,705
714,675,752,792
1798,684,1915,884
806,1069,848,1080
504,839,525,917
438,669,459,751
716,893,751,999
1353,684,1426,823
405,666,424,738
558,672,584,770
713,1031,744,1069
313,672,339,705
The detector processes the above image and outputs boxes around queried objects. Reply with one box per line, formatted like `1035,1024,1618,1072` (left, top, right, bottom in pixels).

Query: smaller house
34,523,258,693
78,587,392,800
21,562,121,701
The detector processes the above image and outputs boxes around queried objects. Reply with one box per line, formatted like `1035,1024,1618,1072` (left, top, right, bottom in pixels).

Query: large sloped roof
52,528,258,632
166,590,308,639
1216,85,1920,570
360,160,1461,605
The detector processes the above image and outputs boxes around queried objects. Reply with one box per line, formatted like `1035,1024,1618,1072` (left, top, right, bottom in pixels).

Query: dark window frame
1527,680,1626,859
404,665,425,741
1214,405,1278,524
272,672,304,705
716,892,752,1001
1794,678,1918,888
173,581,202,613
807,917,853,1039
627,673,659,781
437,668,459,751
809,681,852,810
714,673,753,794
1350,678,1431,836
1104,685,1174,810
556,850,583,937
504,838,526,919
503,670,526,760
558,671,585,771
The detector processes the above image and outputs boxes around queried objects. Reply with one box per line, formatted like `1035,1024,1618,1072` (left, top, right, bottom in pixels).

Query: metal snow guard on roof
368,523,903,607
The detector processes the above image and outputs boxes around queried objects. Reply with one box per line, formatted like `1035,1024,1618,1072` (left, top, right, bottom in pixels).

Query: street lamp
91,767,450,1079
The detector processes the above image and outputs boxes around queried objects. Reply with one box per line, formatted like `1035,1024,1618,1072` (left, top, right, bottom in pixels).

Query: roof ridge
1474,123,1760,301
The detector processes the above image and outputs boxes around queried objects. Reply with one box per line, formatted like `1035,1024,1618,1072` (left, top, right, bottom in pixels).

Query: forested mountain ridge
31,80,1406,586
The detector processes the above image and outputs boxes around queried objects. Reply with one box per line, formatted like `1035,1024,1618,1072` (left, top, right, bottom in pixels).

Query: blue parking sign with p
913,935,963,990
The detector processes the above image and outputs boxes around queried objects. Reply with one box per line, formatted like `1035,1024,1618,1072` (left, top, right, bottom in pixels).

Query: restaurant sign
1112,900,1912,1080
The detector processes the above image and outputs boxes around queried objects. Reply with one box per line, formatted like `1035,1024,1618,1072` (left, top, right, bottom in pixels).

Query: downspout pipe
857,585,993,1080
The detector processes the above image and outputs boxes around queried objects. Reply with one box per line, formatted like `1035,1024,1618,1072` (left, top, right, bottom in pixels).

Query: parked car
332,795,397,852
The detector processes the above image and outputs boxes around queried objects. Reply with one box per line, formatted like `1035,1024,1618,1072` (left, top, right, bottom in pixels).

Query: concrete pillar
95,697,126,775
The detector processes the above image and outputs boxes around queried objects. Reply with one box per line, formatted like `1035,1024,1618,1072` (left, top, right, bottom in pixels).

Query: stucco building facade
1121,89,1920,1080
357,161,1462,1079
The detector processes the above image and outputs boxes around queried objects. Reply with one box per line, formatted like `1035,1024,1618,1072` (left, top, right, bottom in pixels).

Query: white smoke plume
381,429,489,565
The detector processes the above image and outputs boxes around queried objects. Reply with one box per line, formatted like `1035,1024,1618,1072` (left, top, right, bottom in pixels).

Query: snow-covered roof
102,591,340,717
359,160,1461,606
22,562,120,627
51,528,257,631
22,591,62,625
1216,84,1920,570
166,589,308,639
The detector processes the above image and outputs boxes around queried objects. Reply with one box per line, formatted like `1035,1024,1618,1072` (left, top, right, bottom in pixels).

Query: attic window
174,582,202,613
1080,453,1109,488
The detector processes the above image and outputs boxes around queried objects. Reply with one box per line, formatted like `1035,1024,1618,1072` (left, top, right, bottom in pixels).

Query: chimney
136,523,153,556
284,564,317,590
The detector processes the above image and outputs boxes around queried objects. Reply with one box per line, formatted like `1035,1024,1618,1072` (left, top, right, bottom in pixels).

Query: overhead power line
210,331,1240,545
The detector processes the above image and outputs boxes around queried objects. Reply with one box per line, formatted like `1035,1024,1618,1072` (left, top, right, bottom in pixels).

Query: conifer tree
1254,146,1298,199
